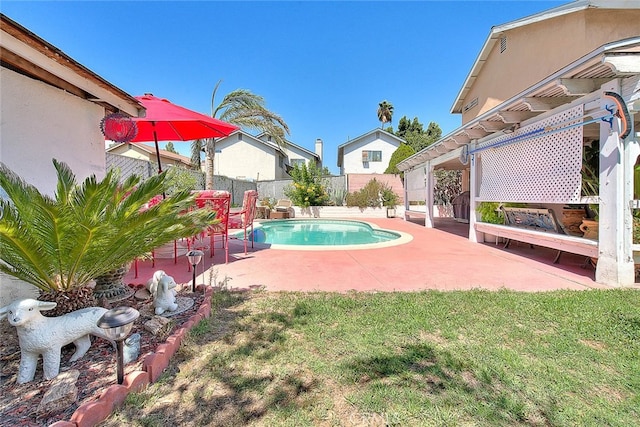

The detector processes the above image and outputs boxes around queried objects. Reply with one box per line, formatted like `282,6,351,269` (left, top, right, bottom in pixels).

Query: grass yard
102,288,640,427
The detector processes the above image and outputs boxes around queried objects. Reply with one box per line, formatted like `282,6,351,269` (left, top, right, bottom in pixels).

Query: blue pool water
238,219,402,247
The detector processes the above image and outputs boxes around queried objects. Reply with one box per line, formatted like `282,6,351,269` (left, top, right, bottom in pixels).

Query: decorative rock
36,369,79,416
123,332,141,364
134,288,151,301
144,316,171,336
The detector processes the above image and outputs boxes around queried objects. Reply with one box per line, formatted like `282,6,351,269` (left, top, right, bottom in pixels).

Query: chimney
315,138,323,165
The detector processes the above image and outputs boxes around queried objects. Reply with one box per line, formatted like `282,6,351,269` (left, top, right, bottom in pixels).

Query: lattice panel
406,166,427,202
478,105,584,203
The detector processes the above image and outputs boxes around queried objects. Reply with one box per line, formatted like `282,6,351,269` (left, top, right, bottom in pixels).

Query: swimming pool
233,219,412,250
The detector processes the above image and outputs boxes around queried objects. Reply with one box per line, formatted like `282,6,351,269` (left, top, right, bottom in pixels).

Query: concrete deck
125,218,624,292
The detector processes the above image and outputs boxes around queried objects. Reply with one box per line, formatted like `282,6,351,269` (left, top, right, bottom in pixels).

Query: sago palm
0,160,217,311
191,80,290,189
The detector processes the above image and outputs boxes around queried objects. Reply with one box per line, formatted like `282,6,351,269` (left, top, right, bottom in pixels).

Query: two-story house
336,128,404,175
212,130,322,181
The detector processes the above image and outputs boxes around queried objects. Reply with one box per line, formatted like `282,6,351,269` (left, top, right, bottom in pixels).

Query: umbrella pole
152,124,166,199
152,125,163,174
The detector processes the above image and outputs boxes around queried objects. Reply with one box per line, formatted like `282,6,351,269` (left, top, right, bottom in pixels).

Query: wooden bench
474,206,598,263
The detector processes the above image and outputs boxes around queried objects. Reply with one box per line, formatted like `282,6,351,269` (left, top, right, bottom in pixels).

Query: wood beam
497,111,538,123
452,134,471,145
443,139,461,149
557,78,611,95
479,120,509,132
463,128,489,139
523,96,578,111
1,47,86,98
603,54,640,74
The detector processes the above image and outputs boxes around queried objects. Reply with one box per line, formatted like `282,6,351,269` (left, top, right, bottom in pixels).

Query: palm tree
191,80,290,189
377,100,394,129
0,159,217,314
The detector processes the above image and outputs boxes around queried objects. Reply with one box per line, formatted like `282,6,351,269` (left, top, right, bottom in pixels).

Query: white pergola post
595,81,635,285
468,142,481,243
425,163,434,228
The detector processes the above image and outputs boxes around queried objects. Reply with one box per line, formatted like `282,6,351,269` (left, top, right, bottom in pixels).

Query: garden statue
146,270,178,315
0,299,111,384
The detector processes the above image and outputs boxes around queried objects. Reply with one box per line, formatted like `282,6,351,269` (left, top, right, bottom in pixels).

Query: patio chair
272,198,292,219
191,190,231,264
229,190,259,254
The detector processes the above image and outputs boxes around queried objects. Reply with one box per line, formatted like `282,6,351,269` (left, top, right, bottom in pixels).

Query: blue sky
2,0,566,174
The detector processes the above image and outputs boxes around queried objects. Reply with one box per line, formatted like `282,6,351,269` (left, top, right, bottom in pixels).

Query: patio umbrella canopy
129,94,239,173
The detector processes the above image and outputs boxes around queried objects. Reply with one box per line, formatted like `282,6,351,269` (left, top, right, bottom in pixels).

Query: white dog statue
146,270,178,315
0,299,111,384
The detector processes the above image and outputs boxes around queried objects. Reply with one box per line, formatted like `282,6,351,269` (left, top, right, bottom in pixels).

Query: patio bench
474,207,598,263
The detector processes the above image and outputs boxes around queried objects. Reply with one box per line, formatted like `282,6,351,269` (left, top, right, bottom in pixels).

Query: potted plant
0,159,217,316
477,202,504,243
580,141,600,238
382,187,399,218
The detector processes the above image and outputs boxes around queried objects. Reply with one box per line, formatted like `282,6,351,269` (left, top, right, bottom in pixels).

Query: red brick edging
49,285,214,427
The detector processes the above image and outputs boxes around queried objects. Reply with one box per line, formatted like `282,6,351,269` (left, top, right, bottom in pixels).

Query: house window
279,155,284,168
500,36,507,53
290,158,305,167
362,150,382,162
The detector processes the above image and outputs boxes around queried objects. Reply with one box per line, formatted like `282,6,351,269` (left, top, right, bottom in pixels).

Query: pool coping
233,218,413,251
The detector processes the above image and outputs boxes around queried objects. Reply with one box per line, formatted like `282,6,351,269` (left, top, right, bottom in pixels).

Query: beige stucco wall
461,9,640,124
215,135,281,181
0,68,106,195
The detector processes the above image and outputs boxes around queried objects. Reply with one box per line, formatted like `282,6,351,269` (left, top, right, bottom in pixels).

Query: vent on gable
500,36,507,53
463,97,478,113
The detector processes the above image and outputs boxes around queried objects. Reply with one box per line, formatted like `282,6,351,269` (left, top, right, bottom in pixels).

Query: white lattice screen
406,166,427,202
477,105,584,203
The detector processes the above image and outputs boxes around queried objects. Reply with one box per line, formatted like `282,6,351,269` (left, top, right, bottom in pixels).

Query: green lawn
103,288,640,427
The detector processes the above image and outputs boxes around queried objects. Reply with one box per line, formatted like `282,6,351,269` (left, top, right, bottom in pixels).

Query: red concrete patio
125,218,623,292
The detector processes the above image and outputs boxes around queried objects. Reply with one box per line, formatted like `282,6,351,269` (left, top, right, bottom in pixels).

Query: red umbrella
129,94,239,174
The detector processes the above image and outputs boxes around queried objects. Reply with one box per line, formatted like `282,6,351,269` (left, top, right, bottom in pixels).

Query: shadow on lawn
102,288,319,426
342,343,562,426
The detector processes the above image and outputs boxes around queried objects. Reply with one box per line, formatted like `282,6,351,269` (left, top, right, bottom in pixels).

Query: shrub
284,163,330,207
346,178,398,209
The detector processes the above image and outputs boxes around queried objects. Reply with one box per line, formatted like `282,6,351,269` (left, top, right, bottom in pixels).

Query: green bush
346,178,398,209
477,202,503,224
284,163,330,207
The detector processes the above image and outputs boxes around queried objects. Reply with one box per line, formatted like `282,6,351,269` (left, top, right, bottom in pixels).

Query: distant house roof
450,0,640,114
256,132,320,161
1,13,142,116
106,143,191,167
337,128,405,168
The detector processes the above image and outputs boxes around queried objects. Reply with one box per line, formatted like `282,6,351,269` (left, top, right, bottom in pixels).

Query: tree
385,143,416,177
164,141,178,154
284,162,330,207
377,100,394,128
191,80,290,189
0,160,216,313
391,116,442,152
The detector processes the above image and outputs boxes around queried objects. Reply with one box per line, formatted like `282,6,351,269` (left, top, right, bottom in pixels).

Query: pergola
398,38,640,286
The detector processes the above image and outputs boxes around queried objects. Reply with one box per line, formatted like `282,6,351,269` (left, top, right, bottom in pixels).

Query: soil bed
0,283,203,427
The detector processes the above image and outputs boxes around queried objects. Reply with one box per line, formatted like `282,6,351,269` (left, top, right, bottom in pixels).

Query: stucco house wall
460,8,640,124
215,132,285,181
1,14,142,307
1,68,106,196
338,130,403,175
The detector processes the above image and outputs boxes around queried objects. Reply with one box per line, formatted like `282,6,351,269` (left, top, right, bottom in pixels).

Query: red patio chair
191,190,231,264
229,190,259,254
